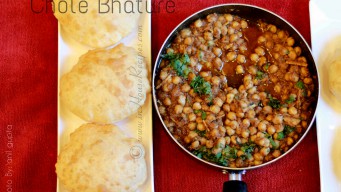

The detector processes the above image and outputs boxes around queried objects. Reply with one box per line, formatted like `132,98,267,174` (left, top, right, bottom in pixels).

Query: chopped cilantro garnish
285,95,296,104
194,109,207,120
194,129,207,137
277,125,295,140
284,125,295,136
190,76,212,97
277,132,285,140
192,146,228,166
296,80,305,89
264,63,270,70
241,142,256,159
256,70,265,80
268,94,281,109
265,133,278,149
161,53,192,78
201,111,207,120
222,146,238,159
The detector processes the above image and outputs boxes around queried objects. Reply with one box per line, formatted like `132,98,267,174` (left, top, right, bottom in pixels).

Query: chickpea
242,119,251,128
184,136,191,144
172,76,181,85
178,95,186,106
248,65,257,75
302,121,308,128
225,14,233,22
183,107,192,114
231,136,241,145
236,65,245,74
188,122,196,130
159,70,169,80
213,27,222,38
237,54,246,64
213,57,223,70
249,95,259,102
207,13,218,22
267,125,276,135
288,106,298,115
274,84,281,93
191,140,200,149
254,153,264,161
174,105,183,114
250,53,259,63
212,47,222,57
268,65,278,74
214,98,224,107
304,77,313,85
269,25,277,33
210,105,221,114
258,120,267,132
163,97,171,106
206,114,216,123
265,40,274,49
258,36,266,44
288,51,297,60
210,129,220,138
226,51,237,61
277,30,285,39
241,20,248,29
230,33,239,42
193,102,202,110
227,27,235,35
181,84,191,92
188,113,197,122
286,37,295,46
258,56,267,66
227,112,237,120
298,56,307,63
188,131,198,139
261,148,271,157
272,114,283,125
204,32,213,41
263,106,273,114
272,150,281,158
194,19,202,28
206,140,214,148
197,123,205,131
248,87,257,95
232,21,241,29
294,46,302,56
287,137,294,146
255,47,265,56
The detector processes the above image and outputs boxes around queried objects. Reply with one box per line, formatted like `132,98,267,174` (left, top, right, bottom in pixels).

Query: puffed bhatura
60,44,150,124
329,59,341,101
53,0,140,48
56,123,147,192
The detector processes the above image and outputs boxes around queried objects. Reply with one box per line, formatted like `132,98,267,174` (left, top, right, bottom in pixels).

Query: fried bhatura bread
329,59,341,101
56,123,147,192
53,0,140,48
60,44,150,123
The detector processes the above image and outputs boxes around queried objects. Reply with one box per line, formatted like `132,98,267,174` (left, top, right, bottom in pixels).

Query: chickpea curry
155,13,317,168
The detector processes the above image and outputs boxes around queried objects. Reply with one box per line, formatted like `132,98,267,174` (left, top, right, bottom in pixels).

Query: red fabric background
0,0,319,192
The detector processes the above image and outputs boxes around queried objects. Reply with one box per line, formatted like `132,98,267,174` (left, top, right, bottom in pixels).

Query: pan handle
222,170,248,192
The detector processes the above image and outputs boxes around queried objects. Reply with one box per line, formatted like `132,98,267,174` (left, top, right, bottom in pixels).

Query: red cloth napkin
0,0,319,192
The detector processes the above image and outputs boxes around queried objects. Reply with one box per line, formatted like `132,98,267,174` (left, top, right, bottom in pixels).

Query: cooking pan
152,4,319,192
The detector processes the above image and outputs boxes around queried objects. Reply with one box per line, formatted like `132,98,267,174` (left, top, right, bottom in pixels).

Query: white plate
310,0,341,191
56,4,154,192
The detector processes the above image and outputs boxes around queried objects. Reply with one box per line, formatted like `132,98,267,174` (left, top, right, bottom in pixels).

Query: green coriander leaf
201,111,207,120
296,80,305,89
264,63,270,70
285,95,296,104
194,129,207,137
284,125,295,136
268,94,281,109
256,70,265,80
190,76,212,97
277,132,285,140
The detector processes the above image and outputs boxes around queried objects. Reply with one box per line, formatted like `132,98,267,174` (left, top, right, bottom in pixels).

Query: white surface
310,0,341,191
56,5,154,192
